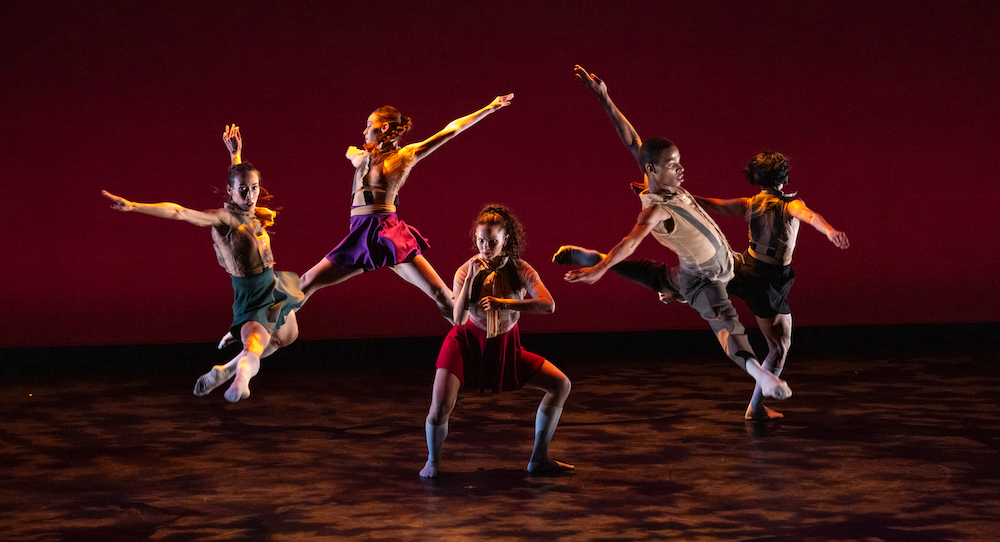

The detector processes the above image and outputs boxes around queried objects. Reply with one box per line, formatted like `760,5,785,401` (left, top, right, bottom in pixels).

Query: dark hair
473,204,526,260
371,106,412,150
226,162,276,226
638,137,676,168
743,152,790,188
228,162,258,186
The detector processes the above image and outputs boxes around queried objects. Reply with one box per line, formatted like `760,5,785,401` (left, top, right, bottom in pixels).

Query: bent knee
553,375,572,398
426,404,453,425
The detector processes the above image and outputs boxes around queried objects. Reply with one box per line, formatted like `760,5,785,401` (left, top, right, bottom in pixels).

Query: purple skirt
325,211,430,271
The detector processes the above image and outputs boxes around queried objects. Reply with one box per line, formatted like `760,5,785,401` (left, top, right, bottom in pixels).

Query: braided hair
473,204,526,260
368,106,413,154
743,151,790,189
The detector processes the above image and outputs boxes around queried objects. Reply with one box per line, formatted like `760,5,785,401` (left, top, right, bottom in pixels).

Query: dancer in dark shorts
419,205,573,478
104,125,303,402
697,151,849,419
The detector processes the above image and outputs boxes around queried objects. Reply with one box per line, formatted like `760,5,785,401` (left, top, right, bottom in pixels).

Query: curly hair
472,204,526,260
743,152,790,189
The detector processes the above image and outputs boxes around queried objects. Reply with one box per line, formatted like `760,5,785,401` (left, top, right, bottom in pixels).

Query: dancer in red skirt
420,205,573,478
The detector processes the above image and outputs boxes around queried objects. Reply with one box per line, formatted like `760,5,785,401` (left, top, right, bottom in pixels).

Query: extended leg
746,313,792,420
522,360,574,474
299,258,365,302
392,256,455,325
420,368,461,478
553,245,684,301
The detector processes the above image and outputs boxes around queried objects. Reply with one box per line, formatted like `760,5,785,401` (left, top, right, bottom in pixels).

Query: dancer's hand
564,265,606,284
346,145,366,167
224,124,242,165
479,296,510,311
827,229,850,249
489,93,514,110
574,65,608,98
102,190,135,211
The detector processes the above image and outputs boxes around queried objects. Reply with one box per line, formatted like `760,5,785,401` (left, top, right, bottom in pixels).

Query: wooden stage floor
1,324,997,541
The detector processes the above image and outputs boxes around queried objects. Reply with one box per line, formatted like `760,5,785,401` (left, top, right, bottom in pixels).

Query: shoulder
455,255,480,276
515,259,543,282
394,144,418,165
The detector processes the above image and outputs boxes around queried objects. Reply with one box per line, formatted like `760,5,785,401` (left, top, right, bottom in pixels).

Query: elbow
541,300,556,314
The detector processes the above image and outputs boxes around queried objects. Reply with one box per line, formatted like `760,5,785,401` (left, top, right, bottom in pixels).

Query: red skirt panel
435,321,545,393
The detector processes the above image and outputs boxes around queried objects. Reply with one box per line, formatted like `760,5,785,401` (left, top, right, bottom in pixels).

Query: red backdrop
3,1,998,347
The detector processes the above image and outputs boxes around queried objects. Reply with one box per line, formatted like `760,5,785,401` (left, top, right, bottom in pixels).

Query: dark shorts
436,321,546,393
325,211,430,271
727,253,795,319
230,267,305,338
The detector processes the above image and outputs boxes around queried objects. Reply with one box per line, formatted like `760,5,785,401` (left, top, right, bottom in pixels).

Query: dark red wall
4,1,998,347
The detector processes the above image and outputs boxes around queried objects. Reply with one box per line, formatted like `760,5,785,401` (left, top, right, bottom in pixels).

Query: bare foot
419,460,440,478
193,365,235,396
552,245,603,266
745,405,784,421
526,459,575,475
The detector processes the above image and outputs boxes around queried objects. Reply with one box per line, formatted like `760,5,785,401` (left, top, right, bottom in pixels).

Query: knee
426,403,453,426
773,336,791,363
272,327,299,349
553,376,572,399
434,287,453,305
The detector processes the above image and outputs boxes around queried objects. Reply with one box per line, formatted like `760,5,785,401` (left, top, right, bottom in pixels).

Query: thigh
430,368,462,409
391,256,449,293
523,360,571,399
239,320,271,355
302,258,365,289
271,310,298,347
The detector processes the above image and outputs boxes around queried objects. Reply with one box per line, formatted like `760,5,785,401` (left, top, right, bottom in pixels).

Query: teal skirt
230,267,305,338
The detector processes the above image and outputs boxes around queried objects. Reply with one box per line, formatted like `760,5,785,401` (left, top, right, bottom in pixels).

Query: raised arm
574,64,643,166
407,94,514,163
102,190,229,228
451,259,478,326
787,199,850,249
224,124,242,166
694,195,749,216
564,205,666,284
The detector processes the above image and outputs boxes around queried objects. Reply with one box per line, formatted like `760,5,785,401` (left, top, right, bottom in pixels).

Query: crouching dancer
420,205,573,478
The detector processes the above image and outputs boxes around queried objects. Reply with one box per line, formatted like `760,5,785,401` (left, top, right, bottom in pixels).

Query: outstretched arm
787,199,850,249
102,190,228,228
694,195,749,216
408,94,514,163
564,205,665,284
574,64,643,167
224,125,242,166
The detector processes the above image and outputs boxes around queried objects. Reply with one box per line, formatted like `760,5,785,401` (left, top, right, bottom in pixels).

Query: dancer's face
646,146,684,192
363,113,387,144
476,224,508,262
228,170,260,212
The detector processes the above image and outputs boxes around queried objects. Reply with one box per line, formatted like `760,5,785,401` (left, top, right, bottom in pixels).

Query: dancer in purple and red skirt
298,95,514,323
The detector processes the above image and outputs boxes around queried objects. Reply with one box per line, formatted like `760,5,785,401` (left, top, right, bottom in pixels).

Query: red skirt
436,321,545,393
